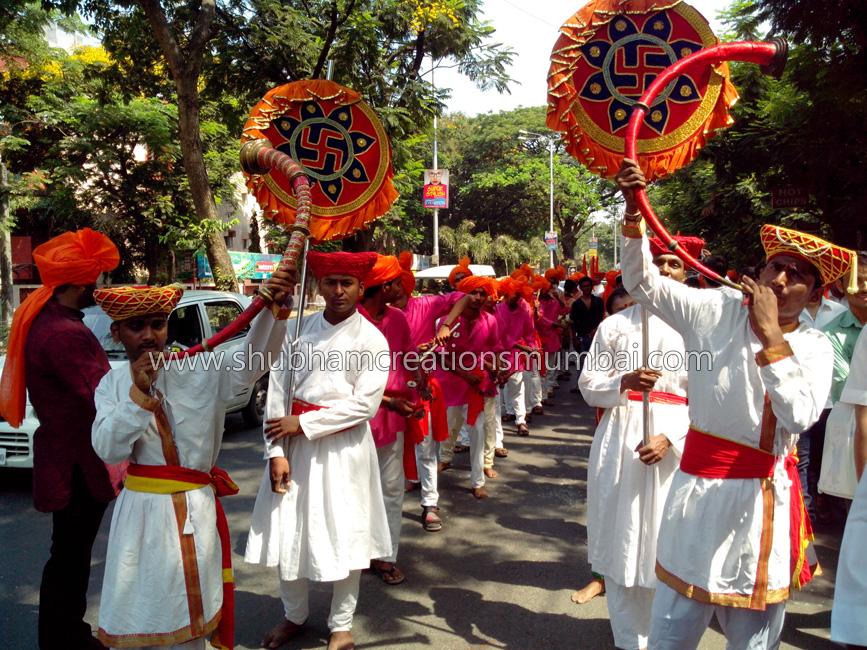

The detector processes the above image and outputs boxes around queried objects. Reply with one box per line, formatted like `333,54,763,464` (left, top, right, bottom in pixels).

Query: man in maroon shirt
1,229,121,649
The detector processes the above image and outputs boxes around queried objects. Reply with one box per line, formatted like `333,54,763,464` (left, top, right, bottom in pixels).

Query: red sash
291,400,324,416
595,391,687,425
679,428,816,591
626,390,688,406
126,464,239,650
404,378,448,481
680,428,775,479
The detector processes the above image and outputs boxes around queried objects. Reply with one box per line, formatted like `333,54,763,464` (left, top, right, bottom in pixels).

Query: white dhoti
494,395,504,449
443,402,495,487
605,580,654,650
650,582,786,650
376,435,405,563
504,372,527,425
832,472,867,645
415,414,439,507
524,370,543,410
280,570,361,632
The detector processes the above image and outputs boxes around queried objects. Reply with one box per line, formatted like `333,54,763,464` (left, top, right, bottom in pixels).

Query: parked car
0,290,289,469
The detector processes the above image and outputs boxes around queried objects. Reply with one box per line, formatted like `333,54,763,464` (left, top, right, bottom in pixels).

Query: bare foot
328,630,355,650
571,578,605,604
472,486,488,499
261,618,305,648
438,461,451,472
484,467,498,479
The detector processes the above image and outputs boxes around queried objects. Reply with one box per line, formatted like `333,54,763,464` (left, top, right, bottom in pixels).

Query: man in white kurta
616,160,850,649
244,251,391,650
91,275,292,650
579,298,689,650
831,326,867,646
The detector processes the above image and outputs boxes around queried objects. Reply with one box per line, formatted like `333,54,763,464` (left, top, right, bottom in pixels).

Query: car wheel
242,376,268,427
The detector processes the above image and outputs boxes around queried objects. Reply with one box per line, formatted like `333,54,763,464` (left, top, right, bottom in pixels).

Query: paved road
0,381,842,649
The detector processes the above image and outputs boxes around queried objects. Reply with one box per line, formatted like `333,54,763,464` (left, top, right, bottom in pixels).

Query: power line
498,0,558,28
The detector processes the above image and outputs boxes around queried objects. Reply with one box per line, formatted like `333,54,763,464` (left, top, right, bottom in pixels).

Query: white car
0,290,286,469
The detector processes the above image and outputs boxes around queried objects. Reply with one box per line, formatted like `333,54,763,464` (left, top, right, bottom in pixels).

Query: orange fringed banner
546,0,739,181
241,79,399,242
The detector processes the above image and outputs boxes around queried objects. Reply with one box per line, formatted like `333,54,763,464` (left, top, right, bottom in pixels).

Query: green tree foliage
0,7,241,282
428,106,618,266
649,0,867,268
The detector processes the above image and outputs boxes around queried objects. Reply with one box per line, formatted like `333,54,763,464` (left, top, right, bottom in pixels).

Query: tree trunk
0,158,13,334
176,81,236,290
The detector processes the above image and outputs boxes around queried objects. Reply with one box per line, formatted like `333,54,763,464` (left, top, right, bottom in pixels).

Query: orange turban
448,256,473,289
457,276,497,299
544,265,567,283
568,272,584,282
0,228,119,427
530,275,551,293
364,254,402,287
397,251,415,295
307,251,377,280
511,263,534,281
498,277,533,301
94,285,183,321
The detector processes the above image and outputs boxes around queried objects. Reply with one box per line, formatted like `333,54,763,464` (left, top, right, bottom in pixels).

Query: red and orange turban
94,285,183,321
649,235,705,260
544,265,567,283
307,251,377,281
364,254,402,287
457,276,497,299
0,228,119,427
397,250,415,296
761,224,858,291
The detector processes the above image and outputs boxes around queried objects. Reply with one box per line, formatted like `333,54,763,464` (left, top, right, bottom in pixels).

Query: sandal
517,423,530,437
369,560,405,585
422,506,443,532
495,447,509,458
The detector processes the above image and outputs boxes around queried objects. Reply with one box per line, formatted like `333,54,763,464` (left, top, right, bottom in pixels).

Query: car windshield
82,306,127,358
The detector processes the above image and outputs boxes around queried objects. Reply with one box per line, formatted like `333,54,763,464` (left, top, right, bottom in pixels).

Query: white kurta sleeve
841,327,867,406
620,234,722,337
579,319,626,408
220,310,288,401
92,372,154,464
298,338,389,441
761,331,834,435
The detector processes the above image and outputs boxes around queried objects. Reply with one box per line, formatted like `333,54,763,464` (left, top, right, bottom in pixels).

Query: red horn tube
167,140,311,359
624,40,787,290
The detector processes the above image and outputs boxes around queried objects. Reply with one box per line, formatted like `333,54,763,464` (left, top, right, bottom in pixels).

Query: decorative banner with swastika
242,79,398,242
546,0,739,181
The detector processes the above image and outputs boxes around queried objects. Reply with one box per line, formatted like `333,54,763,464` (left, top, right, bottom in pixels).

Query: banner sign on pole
423,169,449,209
544,231,558,251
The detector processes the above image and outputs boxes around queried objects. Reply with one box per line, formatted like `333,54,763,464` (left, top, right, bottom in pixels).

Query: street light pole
548,139,554,268
519,129,557,269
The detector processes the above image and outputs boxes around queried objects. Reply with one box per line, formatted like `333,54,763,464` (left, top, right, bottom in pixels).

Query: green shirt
822,308,866,403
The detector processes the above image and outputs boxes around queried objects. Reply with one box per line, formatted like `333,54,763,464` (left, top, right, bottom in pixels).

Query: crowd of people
2,160,866,650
